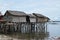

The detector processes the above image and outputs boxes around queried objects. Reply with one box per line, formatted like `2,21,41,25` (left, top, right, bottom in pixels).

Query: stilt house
3,10,50,33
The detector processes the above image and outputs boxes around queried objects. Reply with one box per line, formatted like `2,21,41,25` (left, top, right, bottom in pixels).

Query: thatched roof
33,13,50,19
5,10,27,16
33,13,46,17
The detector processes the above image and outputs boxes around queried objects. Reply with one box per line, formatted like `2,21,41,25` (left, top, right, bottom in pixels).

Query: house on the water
0,12,7,32
33,13,49,22
3,10,33,33
33,13,50,33
4,10,27,22
3,10,50,33
27,14,36,22
0,12,6,23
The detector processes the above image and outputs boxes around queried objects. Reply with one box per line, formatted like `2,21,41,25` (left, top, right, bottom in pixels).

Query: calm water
48,22,60,38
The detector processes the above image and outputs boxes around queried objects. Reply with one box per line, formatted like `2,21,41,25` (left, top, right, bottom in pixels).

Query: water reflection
2,32,49,40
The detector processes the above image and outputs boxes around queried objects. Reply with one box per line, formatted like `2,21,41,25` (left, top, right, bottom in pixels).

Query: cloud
0,0,60,20
0,1,16,14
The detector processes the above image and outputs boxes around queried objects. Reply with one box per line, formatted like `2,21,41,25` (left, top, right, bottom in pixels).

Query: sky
0,0,60,20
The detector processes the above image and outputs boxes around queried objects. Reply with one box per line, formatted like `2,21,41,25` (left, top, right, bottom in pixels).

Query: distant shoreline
49,21,60,22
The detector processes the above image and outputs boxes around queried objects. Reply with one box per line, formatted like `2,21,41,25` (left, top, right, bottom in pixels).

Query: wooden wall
37,18,48,22
12,16,26,22
30,18,36,22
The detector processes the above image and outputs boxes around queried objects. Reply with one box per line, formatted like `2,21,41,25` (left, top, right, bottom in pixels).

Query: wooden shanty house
26,14,36,33
3,10,50,34
4,10,28,22
27,14,36,22
0,12,6,23
26,13,50,33
3,10,31,33
0,12,7,33
32,13,50,33
33,13,50,22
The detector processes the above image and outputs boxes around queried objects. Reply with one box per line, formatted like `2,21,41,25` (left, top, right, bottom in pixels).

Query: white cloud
0,0,60,20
